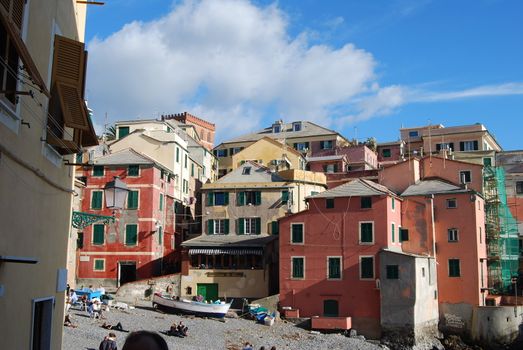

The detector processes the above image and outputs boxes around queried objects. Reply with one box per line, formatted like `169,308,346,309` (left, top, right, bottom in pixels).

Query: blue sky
84,0,522,149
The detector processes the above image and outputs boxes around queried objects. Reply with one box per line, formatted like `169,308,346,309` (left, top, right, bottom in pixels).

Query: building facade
0,1,97,348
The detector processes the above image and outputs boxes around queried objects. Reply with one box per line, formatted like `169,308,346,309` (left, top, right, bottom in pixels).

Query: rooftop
93,148,171,172
401,179,469,196
308,178,397,199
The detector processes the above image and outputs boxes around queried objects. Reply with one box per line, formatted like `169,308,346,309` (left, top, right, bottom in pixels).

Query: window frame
327,256,342,280
244,217,258,235
326,198,335,209
127,189,139,210
291,256,305,279
92,165,104,177
408,130,419,137
212,219,228,235
448,258,461,277
459,170,472,184
359,221,374,245
290,223,304,244
360,196,372,209
92,224,105,245
446,198,457,209
127,164,140,177
91,190,103,210
93,258,105,272
382,148,391,158
359,255,375,280
448,228,459,242
516,181,523,195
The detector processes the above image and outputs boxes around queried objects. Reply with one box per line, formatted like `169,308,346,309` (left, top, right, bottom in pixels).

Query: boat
152,293,232,318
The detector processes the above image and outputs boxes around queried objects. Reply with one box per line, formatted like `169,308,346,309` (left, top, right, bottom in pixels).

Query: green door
197,283,219,302
323,299,339,317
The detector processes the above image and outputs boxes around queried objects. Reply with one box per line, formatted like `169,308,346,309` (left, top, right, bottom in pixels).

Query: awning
189,248,263,256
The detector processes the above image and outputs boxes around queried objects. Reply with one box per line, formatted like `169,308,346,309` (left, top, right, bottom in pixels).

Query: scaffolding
484,166,519,293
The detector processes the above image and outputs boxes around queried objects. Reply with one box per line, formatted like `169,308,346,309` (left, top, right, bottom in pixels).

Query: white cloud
86,0,377,137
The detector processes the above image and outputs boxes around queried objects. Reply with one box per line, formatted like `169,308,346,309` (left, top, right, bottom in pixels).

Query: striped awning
188,248,263,256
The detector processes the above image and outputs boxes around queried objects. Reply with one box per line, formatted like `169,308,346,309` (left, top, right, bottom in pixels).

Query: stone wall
115,273,181,305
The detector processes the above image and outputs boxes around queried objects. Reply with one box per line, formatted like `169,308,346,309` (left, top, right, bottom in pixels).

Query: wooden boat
152,293,232,318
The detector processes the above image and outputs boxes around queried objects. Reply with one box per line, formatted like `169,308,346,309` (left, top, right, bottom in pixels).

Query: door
31,297,54,350
323,299,339,317
119,261,136,286
196,283,219,302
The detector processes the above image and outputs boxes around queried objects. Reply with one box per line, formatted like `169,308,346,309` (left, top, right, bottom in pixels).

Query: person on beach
99,332,117,350
63,314,77,328
122,331,168,350
102,322,128,332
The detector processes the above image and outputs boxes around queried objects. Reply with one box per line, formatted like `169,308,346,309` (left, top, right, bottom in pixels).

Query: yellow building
0,1,95,349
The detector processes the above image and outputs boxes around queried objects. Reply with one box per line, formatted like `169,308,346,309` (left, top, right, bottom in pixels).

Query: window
459,170,471,184
208,219,229,234
242,167,251,175
436,143,454,152
184,154,188,168
244,217,260,235
281,190,289,204
400,228,409,242
516,181,523,195
483,157,492,167
125,224,138,246
93,259,105,271
293,142,309,151
320,140,333,149
447,198,457,209
0,15,20,108
191,163,195,177
479,226,482,244
360,256,374,279
391,223,395,242
271,221,279,235
92,224,104,245
158,226,163,245
118,126,130,139
183,179,189,194
359,222,374,244
326,198,335,209
460,140,479,151
448,228,459,242
176,147,180,162
391,197,395,210
91,190,103,209
291,257,304,279
128,165,139,176
382,149,391,158
449,259,461,277
127,190,138,209
291,223,304,244
408,130,419,137
386,265,399,279
215,149,228,157
76,153,83,163
323,299,339,317
293,122,302,131
207,192,229,206
361,197,372,209
77,232,84,249
323,164,338,173
159,193,164,211
273,124,281,133
328,257,341,279
93,165,104,177
237,191,261,206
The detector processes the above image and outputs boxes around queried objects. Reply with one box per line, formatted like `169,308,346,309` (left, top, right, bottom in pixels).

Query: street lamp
104,176,129,210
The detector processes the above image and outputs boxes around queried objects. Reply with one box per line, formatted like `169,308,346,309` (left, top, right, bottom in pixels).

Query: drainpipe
429,194,436,260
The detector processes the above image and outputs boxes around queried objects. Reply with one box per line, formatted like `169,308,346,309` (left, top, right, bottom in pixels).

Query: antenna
428,119,432,166
103,112,108,144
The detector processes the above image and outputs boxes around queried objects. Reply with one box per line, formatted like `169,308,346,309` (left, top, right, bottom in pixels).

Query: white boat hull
152,294,231,318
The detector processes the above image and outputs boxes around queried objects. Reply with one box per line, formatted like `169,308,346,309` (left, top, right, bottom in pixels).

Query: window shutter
55,82,89,130
333,164,338,172
91,191,102,209
125,225,138,245
223,192,229,205
282,190,289,204
207,193,214,207
459,142,465,151
320,141,324,149
392,223,395,242
92,225,104,245
271,221,279,235
224,149,228,157
207,220,214,234
255,191,261,206
52,35,86,93
449,143,454,151
0,0,24,30
237,192,245,206
473,140,479,150
255,218,261,235
224,219,230,234
238,218,244,235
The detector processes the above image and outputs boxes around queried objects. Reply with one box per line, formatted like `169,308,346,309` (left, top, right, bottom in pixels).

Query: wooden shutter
125,225,138,245
305,142,310,149
207,192,214,207
223,192,229,205
255,218,261,235
459,142,465,151
55,82,89,130
255,191,261,206
436,144,441,152
449,143,454,151
281,190,289,204
473,140,479,150
271,221,279,235
92,224,104,245
224,219,230,235
52,35,86,93
237,192,244,206
238,218,244,235
207,219,214,234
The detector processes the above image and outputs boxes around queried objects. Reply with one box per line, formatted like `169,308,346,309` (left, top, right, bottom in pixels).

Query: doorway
118,261,137,286
323,299,339,317
31,297,54,350
196,283,219,302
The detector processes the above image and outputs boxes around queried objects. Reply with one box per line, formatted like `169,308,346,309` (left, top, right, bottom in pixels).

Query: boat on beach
152,293,232,318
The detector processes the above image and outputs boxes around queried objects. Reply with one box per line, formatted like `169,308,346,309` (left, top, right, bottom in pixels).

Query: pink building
76,148,180,288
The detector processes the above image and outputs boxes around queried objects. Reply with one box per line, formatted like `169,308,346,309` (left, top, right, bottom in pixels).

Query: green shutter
224,219,230,234
91,191,103,209
118,126,129,139
271,221,279,235
128,165,139,176
93,165,104,177
293,143,298,149
184,154,188,168
292,257,304,278
255,191,261,205
159,194,164,211
292,224,303,243
305,142,310,149
92,224,104,245
76,153,82,163
238,218,245,235
127,190,138,209
176,147,180,162
255,218,261,234
391,197,395,210
237,192,245,206
207,220,214,234
207,193,214,207
392,223,395,242
94,259,104,271
223,192,229,205
158,226,163,245
282,190,289,204
125,225,138,245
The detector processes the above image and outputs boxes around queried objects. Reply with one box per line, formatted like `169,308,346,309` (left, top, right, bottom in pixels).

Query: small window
391,197,395,210
92,224,105,245
94,259,105,271
208,219,229,235
128,165,139,176
213,192,228,206
292,257,304,279
386,265,399,279
216,149,228,157
360,256,374,279
483,157,492,167
191,163,195,177
323,299,339,317
382,149,391,158
176,147,180,162
273,124,281,133
242,167,251,175
127,190,139,209
359,222,373,244
93,165,104,177
391,223,395,242
321,140,333,150
516,181,523,195
293,122,302,132
400,228,409,242
361,197,372,209
118,126,130,139
326,198,335,209
184,154,188,168
328,257,341,279
291,223,304,244
91,190,103,209
159,193,164,211
125,224,138,246
448,228,459,242
408,130,419,137
449,259,461,277
459,171,471,184
244,217,260,235
447,199,457,209
460,141,478,151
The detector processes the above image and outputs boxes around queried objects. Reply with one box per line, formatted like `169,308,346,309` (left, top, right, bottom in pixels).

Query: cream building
0,1,97,349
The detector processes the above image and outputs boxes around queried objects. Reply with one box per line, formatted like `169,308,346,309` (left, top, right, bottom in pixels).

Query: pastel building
180,162,326,302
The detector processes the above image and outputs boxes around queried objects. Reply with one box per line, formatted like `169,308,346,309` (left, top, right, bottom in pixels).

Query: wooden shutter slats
11,0,23,30
56,82,89,130
52,35,86,92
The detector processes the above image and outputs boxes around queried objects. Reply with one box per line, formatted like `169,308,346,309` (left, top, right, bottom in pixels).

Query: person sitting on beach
102,322,128,332
99,333,117,350
177,321,188,337
63,314,77,328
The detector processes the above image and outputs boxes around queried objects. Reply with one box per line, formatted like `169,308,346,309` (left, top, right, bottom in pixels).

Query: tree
105,125,116,141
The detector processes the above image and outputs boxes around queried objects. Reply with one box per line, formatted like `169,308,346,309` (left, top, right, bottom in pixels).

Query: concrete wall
115,273,181,305
420,156,483,193
471,305,523,347
379,159,420,194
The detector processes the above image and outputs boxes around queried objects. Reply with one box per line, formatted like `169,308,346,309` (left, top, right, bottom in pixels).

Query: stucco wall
471,305,523,347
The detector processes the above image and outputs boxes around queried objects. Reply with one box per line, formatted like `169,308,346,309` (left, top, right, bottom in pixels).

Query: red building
162,112,216,151
76,148,180,288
